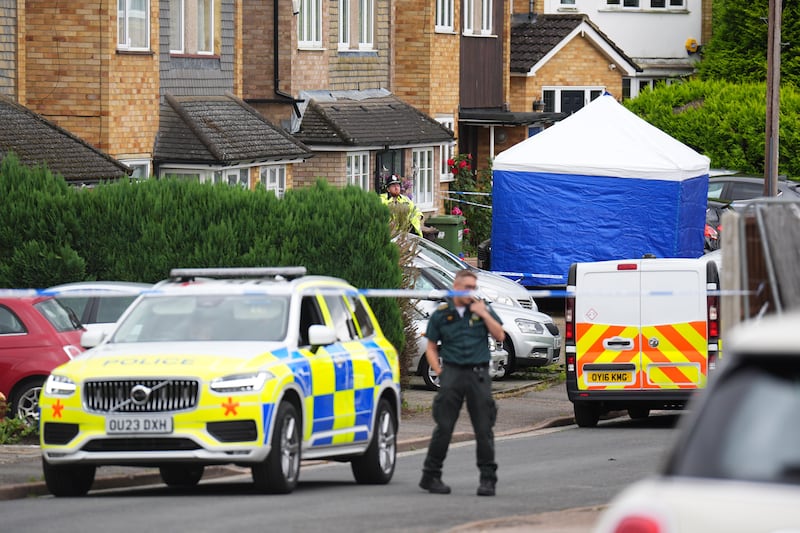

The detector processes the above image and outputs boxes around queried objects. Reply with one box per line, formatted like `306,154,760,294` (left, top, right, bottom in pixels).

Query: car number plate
106,416,173,435
586,370,632,384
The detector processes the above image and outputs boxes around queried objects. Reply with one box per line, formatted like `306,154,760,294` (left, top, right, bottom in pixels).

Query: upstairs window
170,0,215,55
359,0,373,49
299,0,322,48
117,0,149,51
435,0,454,32
464,0,493,36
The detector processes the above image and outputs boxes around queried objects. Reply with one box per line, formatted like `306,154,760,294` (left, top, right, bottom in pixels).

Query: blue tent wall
492,170,708,287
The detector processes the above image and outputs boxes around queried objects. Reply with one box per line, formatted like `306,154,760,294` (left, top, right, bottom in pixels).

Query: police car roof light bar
168,267,308,282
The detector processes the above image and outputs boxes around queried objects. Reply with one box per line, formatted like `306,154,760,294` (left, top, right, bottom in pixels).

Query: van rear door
574,260,642,392
639,259,708,391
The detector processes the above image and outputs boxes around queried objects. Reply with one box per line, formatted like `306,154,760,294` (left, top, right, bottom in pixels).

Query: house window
376,150,403,192
346,152,370,190
650,0,665,7
120,159,151,179
261,165,286,197
542,87,604,113
622,78,632,100
412,148,434,209
338,0,349,49
464,0,473,33
359,0,373,49
623,0,639,6
669,0,684,6
436,117,455,183
212,168,249,188
117,0,149,51
170,0,215,55
435,0,454,31
560,0,576,4
464,0,493,36
298,0,322,48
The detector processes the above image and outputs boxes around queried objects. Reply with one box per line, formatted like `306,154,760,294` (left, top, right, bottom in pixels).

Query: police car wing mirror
308,324,337,348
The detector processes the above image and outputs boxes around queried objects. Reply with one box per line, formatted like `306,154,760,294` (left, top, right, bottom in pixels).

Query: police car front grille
518,298,533,310
82,438,200,452
84,379,200,413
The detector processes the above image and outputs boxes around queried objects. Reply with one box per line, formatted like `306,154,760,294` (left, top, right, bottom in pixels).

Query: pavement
0,374,605,531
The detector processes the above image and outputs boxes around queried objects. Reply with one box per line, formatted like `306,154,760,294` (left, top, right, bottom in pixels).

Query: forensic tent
492,94,710,287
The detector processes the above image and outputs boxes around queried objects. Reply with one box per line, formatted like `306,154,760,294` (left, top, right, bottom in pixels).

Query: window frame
463,0,494,36
120,159,151,179
435,0,454,32
260,165,286,198
338,0,350,50
359,0,374,50
412,147,435,209
346,152,370,191
541,86,605,113
298,0,323,48
117,0,150,52
436,117,455,183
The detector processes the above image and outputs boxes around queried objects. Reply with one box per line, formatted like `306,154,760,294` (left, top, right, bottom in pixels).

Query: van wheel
252,401,301,494
159,464,205,486
43,458,96,497
628,407,650,420
351,399,397,484
419,358,441,391
573,403,600,428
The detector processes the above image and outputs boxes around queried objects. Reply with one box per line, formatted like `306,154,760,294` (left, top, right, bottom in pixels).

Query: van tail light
564,294,575,343
707,292,719,341
613,515,663,533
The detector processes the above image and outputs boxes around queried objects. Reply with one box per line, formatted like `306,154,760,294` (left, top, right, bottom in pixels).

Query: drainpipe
275,0,302,118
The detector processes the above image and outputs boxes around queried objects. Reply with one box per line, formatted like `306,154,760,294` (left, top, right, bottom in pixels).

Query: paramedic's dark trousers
422,363,498,482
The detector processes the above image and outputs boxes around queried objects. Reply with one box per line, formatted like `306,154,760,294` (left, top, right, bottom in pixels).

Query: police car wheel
252,401,301,494
573,402,600,428
351,399,397,484
42,458,96,497
159,464,205,487
420,358,441,391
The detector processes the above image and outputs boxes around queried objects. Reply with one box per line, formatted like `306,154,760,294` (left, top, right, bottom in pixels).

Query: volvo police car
39,267,401,496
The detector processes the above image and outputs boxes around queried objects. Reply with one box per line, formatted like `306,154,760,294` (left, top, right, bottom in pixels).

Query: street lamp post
764,0,782,197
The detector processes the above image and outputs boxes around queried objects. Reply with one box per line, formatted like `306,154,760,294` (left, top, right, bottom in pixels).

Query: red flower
447,158,455,167
459,160,468,169
464,228,471,235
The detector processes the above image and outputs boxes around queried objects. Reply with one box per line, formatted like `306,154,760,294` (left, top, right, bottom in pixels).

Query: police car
39,267,401,496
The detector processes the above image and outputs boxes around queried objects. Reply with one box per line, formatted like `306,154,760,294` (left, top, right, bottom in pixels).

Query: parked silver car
409,263,560,376
47,281,153,335
398,233,538,311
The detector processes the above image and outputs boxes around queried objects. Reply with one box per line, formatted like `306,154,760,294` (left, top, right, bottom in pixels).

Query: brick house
240,0,455,218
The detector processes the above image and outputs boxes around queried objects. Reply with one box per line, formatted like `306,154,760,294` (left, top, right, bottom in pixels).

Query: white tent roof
493,94,710,181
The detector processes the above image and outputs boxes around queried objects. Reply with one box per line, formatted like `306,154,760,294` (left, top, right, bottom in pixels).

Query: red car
0,295,85,424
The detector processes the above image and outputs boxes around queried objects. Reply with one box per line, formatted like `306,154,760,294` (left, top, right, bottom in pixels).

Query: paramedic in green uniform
419,269,505,496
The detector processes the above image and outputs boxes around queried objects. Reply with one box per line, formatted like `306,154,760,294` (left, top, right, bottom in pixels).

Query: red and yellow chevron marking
575,321,708,391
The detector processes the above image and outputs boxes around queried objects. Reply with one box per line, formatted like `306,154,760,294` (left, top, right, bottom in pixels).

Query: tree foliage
624,78,800,176
699,0,800,86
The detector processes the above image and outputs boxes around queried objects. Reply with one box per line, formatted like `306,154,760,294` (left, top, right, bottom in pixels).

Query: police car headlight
44,375,77,397
493,294,515,307
210,372,272,393
515,318,545,335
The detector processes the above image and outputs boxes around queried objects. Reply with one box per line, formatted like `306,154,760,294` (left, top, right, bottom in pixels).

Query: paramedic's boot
419,474,451,494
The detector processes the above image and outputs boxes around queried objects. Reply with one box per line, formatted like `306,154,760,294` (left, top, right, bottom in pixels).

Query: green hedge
623,79,800,177
0,156,404,356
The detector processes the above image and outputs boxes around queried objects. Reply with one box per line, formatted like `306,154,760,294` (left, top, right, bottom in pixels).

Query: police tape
0,287,752,300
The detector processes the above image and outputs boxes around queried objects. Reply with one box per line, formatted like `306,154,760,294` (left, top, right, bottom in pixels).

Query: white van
564,256,720,427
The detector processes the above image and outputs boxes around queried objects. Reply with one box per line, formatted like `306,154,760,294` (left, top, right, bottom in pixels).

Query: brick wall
292,151,347,189
0,0,16,98
20,0,158,160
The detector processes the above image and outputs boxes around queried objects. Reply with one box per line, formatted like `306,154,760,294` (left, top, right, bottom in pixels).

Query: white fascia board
305,143,448,152
528,21,638,77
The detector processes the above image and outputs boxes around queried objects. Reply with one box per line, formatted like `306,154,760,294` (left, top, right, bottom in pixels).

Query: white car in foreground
594,311,800,533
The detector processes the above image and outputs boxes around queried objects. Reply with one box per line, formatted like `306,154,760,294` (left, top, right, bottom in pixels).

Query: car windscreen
35,298,82,332
417,239,467,273
110,294,290,343
667,356,800,485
